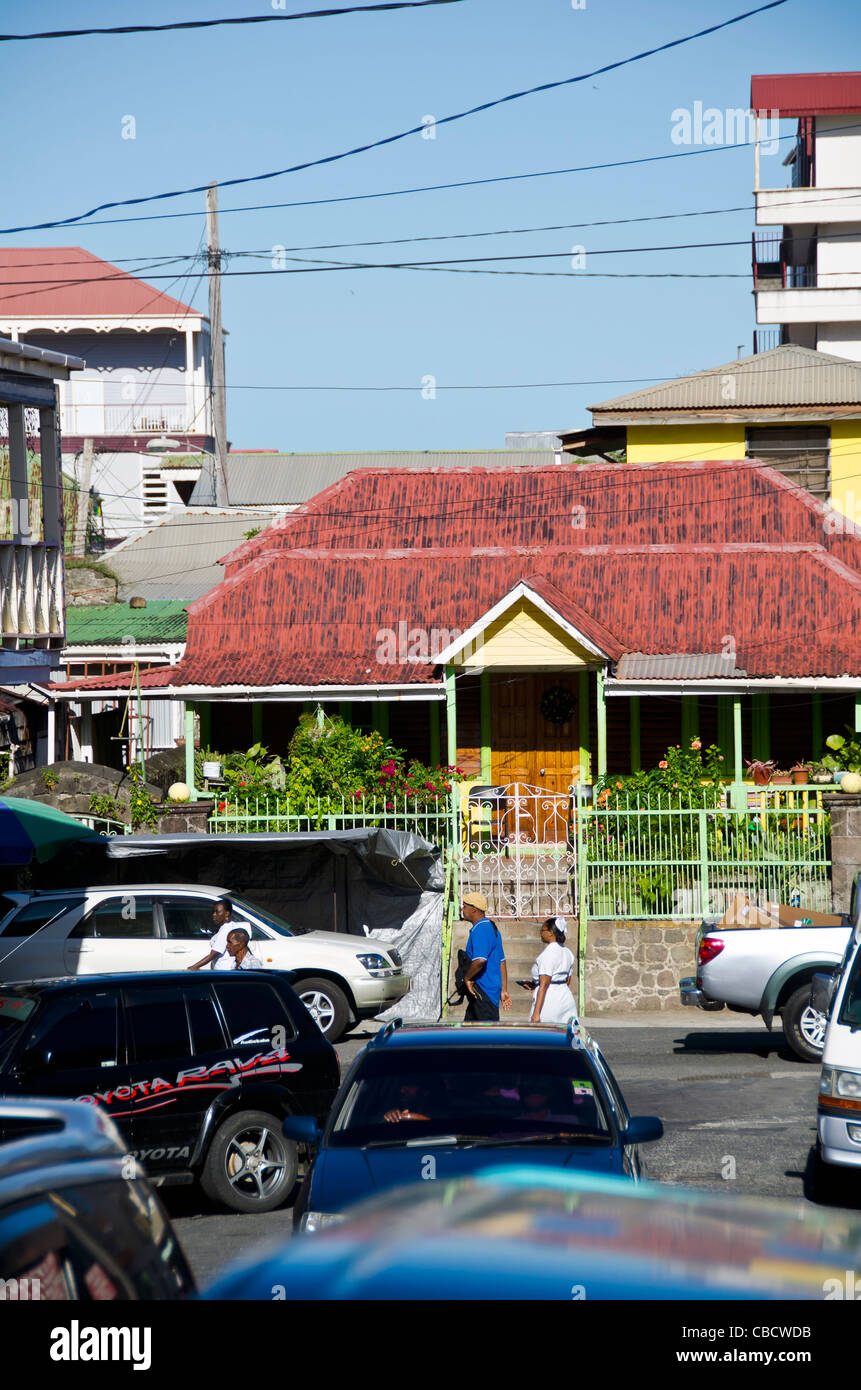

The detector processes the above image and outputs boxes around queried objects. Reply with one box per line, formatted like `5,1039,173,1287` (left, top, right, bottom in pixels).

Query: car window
330,1048,610,1146
0,898,84,938
69,896,156,941
160,898,219,941
20,993,120,1072
591,1053,629,1126
232,897,295,938
838,942,861,1026
125,985,192,1063
212,981,295,1049
184,984,227,1054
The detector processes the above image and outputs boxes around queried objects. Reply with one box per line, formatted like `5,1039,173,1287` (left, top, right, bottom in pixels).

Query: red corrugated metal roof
221,460,861,579
751,72,861,116
0,248,200,319
55,462,861,697
56,541,861,691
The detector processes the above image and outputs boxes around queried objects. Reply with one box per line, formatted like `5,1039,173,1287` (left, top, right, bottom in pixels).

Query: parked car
205,1163,861,1300
810,918,861,1191
0,1096,195,1300
0,970,340,1213
0,884,409,1041
679,880,861,1061
286,1019,663,1232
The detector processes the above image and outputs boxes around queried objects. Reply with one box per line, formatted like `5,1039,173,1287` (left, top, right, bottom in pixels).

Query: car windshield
838,940,861,1027
329,1048,612,1147
232,896,296,938
0,993,37,1066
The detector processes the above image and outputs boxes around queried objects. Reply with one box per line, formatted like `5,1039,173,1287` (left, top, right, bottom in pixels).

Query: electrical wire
0,0,788,236
0,2,466,42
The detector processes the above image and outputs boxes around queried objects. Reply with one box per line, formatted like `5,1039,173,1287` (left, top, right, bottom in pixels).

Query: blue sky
3,0,861,450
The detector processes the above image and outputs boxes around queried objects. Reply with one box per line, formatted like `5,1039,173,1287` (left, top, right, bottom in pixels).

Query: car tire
782,984,828,1062
201,1110,298,1214
296,977,350,1041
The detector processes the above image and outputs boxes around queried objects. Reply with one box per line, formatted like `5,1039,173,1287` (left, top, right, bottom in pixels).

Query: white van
815,918,861,1181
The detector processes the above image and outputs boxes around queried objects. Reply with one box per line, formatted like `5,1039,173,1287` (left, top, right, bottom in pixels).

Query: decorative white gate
457,782,578,919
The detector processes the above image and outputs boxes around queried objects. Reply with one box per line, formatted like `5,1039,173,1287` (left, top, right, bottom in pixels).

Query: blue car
205,1165,861,1301
285,1019,663,1232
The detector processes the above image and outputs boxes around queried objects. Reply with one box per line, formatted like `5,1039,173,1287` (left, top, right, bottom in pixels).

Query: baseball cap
462,891,488,912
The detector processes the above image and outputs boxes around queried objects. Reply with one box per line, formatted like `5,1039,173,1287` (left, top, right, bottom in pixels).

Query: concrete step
448,918,574,1015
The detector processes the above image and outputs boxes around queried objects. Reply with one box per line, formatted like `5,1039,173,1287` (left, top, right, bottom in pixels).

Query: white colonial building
0,248,216,541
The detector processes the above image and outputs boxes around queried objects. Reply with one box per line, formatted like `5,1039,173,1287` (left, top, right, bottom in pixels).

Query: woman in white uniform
524,917,578,1025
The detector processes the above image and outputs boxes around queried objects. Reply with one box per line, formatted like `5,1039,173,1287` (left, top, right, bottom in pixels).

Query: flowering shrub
594,739,726,809
199,713,468,828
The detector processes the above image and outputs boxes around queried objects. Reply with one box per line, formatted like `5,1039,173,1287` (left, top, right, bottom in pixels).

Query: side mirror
283,1115,321,1147
810,972,836,1017
623,1116,664,1145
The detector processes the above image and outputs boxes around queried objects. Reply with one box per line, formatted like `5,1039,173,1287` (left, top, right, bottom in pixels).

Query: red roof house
52,459,861,792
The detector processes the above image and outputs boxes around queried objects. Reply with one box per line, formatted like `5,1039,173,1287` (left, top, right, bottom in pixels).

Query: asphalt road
167,1016,860,1291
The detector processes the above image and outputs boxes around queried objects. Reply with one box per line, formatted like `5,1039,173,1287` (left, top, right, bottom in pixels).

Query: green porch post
429,700,441,768
479,670,492,783
199,702,212,749
731,695,745,812
855,695,861,737
629,696,641,772
184,702,197,801
812,691,823,758
444,666,459,885
596,667,607,778
751,692,770,761
252,703,263,743
578,670,591,783
681,694,699,746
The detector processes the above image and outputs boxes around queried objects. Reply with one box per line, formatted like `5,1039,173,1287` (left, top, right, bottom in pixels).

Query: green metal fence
208,793,452,846
578,791,831,919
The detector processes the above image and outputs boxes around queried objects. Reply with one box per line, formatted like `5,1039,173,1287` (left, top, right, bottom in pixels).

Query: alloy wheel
225,1125,288,1202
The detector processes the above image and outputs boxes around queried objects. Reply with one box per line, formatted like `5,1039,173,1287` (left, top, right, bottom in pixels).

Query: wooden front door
490,673,581,794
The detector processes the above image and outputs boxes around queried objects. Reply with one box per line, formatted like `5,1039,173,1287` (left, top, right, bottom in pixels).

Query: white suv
0,885,409,1042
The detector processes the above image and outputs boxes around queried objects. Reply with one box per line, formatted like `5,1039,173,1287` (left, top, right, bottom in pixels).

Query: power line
0,0,787,236
0,2,465,42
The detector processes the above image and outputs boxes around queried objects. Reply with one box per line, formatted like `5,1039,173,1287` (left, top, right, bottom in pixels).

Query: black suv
0,971,340,1213
0,1097,195,1300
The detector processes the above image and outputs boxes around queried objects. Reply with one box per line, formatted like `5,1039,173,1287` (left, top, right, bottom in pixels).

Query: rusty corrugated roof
56,461,861,696
587,346,861,417
222,458,861,579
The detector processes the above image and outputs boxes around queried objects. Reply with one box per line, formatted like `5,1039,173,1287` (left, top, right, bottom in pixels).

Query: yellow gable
457,597,596,669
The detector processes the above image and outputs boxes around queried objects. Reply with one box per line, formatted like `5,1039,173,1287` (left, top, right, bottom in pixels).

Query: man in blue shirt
462,891,511,1022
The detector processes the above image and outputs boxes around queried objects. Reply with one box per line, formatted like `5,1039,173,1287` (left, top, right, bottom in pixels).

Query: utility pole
73,437,93,557
206,182,229,507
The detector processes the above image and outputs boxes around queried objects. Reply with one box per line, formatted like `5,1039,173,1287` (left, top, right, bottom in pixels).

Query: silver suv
0,884,409,1041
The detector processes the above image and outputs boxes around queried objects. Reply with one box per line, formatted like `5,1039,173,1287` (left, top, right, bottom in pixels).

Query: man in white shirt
188,897,255,971
213,928,263,971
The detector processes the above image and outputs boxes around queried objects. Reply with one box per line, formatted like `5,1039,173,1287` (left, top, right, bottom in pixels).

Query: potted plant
809,762,834,785
790,762,811,785
745,758,776,786
771,768,792,785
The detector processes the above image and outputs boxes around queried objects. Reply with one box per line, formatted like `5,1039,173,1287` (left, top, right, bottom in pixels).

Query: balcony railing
753,327,782,354
752,233,817,292
60,402,204,437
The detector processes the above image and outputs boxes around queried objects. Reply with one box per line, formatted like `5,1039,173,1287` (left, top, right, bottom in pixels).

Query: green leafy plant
40,768,58,791
126,764,160,831
823,731,861,774
88,791,125,822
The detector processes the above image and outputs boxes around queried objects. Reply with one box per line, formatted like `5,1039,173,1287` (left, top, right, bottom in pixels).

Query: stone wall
65,563,118,606
824,792,861,914
585,919,700,1013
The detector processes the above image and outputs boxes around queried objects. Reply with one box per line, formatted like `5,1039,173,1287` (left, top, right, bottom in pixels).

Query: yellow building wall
829,422,861,524
626,424,747,463
459,598,593,669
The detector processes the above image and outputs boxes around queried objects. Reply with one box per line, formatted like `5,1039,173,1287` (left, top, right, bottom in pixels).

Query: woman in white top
523,917,578,1025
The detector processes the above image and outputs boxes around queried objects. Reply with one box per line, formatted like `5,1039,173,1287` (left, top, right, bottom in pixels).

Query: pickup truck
679,882,861,1062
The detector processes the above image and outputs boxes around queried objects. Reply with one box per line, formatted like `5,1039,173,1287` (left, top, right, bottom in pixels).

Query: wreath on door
540,684,576,725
